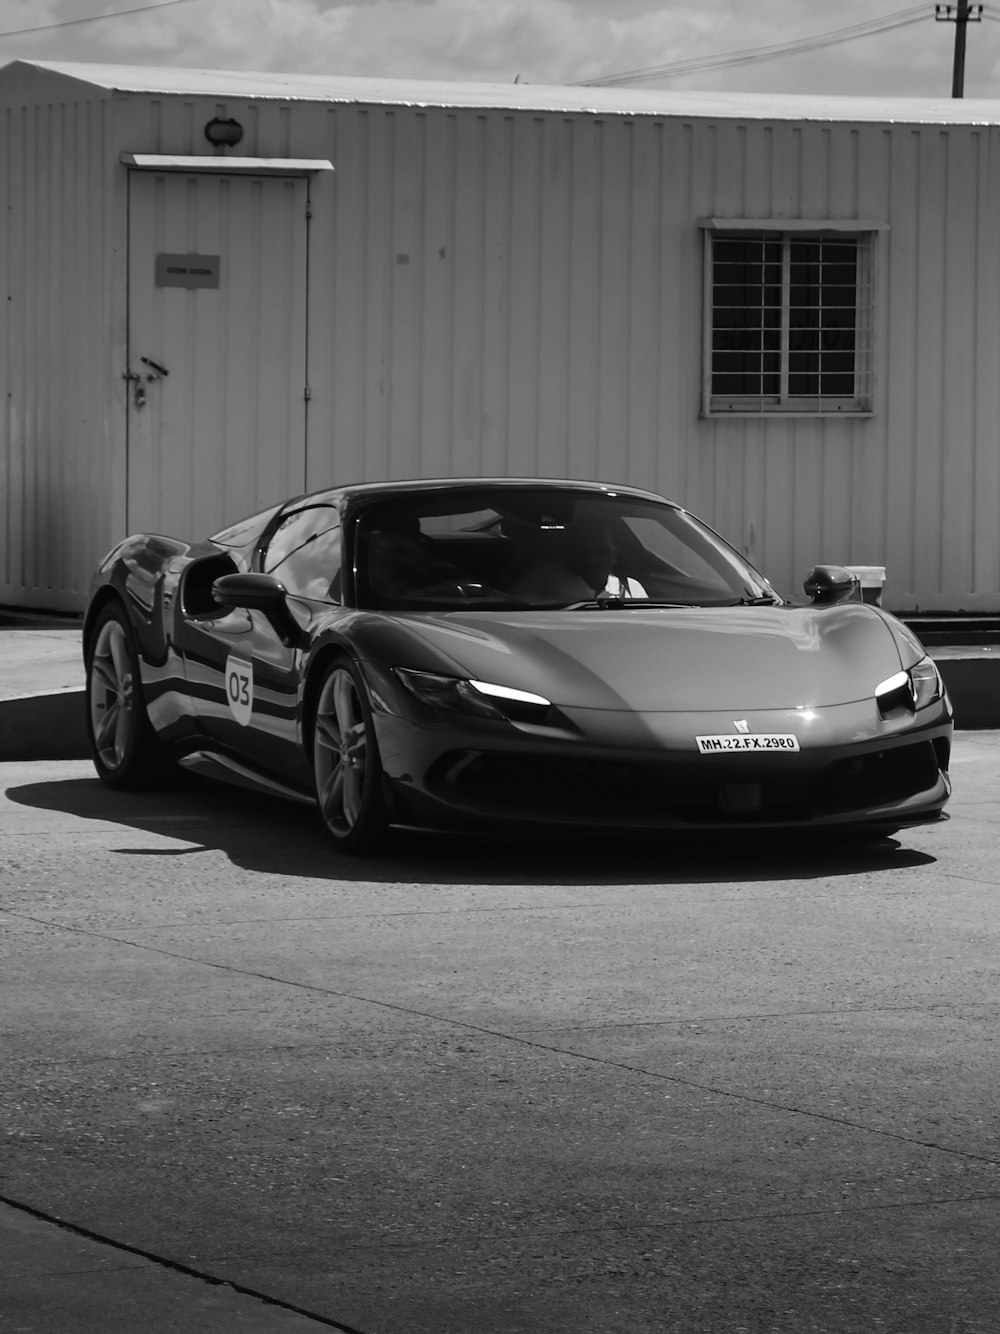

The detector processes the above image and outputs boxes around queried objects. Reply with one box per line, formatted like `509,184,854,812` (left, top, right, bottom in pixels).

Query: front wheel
311,658,389,854
85,602,171,788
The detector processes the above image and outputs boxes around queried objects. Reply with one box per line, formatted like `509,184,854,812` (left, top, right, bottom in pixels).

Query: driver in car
508,515,646,602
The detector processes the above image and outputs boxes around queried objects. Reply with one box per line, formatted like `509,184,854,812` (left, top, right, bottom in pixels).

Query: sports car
83,477,952,853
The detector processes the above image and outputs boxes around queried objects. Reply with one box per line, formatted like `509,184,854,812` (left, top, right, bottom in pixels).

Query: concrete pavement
1,1200,345,1333
3,744,1000,1332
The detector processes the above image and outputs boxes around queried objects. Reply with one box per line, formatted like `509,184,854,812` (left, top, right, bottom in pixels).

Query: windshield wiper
735,595,779,606
558,598,688,611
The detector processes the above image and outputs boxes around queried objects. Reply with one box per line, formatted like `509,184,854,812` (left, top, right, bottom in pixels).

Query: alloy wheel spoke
92,653,119,694
113,697,131,761
95,700,119,751
332,672,358,733
319,765,345,822
108,627,129,686
315,668,376,838
342,765,364,826
343,722,367,764
315,711,341,752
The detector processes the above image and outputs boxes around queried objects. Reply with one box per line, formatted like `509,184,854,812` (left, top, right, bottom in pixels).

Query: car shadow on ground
5,773,938,886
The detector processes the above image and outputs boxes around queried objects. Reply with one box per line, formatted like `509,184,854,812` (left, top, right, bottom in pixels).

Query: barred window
704,228,876,415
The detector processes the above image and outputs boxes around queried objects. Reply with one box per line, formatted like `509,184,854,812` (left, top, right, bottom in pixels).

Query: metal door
126,169,309,539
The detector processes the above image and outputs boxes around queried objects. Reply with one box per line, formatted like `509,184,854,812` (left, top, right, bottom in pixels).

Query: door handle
122,371,147,409
124,357,169,408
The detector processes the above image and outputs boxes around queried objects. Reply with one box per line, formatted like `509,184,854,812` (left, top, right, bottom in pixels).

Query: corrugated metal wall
1,72,126,609
3,65,1000,611
302,103,1000,610
312,108,701,491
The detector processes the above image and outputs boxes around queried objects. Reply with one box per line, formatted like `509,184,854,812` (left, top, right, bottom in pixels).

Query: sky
1,0,999,100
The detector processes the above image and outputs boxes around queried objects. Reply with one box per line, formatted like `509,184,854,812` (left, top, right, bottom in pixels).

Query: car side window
263,506,342,602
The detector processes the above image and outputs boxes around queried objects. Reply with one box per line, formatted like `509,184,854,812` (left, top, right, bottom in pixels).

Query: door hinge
304,385,312,401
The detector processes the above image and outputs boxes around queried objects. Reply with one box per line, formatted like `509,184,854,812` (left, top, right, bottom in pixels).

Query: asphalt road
3,740,1000,1334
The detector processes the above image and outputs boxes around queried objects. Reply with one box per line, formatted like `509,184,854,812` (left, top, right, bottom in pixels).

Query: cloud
1,0,995,99
152,0,692,86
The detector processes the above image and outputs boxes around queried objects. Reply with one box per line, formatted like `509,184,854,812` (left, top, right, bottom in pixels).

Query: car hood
390,604,906,712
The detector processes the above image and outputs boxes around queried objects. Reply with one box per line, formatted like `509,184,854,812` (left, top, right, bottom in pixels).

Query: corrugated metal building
2,58,999,613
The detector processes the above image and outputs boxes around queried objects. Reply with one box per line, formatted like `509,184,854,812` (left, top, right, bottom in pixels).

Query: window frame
261,503,343,602
700,218,887,418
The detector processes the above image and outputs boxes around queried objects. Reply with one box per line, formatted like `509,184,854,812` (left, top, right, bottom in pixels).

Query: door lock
124,357,169,409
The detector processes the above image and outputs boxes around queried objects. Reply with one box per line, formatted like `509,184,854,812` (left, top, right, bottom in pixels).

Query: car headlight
394,669,551,721
875,656,944,717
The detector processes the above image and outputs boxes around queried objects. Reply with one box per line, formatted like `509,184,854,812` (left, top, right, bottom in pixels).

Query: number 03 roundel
225,656,254,726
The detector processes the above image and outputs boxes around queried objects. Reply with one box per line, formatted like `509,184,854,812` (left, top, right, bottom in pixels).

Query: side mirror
211,572,306,646
212,571,288,611
803,564,862,606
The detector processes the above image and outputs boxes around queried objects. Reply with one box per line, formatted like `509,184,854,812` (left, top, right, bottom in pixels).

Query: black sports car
83,477,952,853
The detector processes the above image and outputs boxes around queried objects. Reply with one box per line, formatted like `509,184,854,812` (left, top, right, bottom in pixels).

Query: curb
0,688,89,761
935,655,1000,729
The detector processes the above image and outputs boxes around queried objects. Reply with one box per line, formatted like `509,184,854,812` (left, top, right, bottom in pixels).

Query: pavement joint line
509,999,1000,1030
153,1189,1000,1259
9,993,1000,1069
931,869,1000,888
206,1190,1000,1253
8,908,1000,1172
0,1194,369,1334
8,1176,1000,1263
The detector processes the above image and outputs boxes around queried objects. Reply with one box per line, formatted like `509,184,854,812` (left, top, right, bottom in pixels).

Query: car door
180,504,344,782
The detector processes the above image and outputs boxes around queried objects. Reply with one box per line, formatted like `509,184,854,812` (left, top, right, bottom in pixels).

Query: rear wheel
85,602,170,788
312,658,389,855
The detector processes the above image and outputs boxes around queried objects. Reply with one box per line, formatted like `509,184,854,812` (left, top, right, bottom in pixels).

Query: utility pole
935,1,984,98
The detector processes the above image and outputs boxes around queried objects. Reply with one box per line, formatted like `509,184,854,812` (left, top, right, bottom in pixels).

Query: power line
582,7,928,86
581,6,930,87
0,0,196,41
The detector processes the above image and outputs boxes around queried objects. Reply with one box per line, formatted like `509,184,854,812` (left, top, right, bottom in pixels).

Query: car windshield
353,487,777,612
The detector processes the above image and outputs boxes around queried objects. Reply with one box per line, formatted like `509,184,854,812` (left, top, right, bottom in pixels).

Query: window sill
702,409,875,420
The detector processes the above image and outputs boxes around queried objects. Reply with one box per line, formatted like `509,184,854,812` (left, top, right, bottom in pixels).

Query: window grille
704,228,876,415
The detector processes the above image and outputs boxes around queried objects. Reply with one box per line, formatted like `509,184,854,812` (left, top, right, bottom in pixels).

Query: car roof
296,477,676,509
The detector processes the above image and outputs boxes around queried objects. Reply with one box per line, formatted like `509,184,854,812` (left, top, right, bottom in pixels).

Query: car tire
85,601,171,788
311,657,389,855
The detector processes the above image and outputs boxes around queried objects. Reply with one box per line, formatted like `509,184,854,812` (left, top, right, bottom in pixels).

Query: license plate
696,734,800,754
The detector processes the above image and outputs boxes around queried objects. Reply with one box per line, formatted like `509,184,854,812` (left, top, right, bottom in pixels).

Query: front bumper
368,685,954,834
